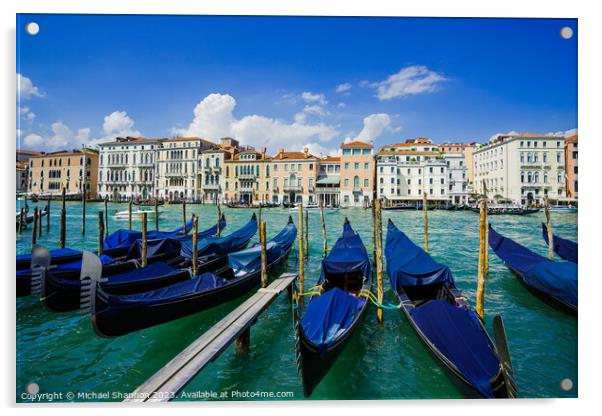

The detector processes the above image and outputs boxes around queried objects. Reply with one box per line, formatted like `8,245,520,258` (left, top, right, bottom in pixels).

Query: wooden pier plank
125,273,297,403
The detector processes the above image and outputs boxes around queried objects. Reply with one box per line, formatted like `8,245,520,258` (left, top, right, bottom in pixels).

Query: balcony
283,184,302,192
203,183,220,190
238,173,257,180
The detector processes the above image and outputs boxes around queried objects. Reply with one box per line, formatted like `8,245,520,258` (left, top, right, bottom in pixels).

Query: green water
16,202,578,401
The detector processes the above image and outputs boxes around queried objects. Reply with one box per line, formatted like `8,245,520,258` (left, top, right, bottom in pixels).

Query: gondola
489,225,577,313
542,223,578,264
91,216,296,337
385,220,517,398
382,204,416,211
132,198,164,206
39,215,256,312
295,218,372,397
470,207,540,215
15,206,48,226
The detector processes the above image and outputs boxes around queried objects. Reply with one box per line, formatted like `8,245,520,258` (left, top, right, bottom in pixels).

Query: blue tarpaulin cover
180,216,257,260
489,225,578,308
125,237,184,260
385,220,455,289
301,287,364,348
54,254,115,272
17,247,81,264
410,300,500,398
318,221,370,285
542,223,578,264
228,222,297,273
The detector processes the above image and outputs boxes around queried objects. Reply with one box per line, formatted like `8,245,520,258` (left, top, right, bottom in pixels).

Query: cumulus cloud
335,83,352,94
301,91,327,106
19,106,36,122
371,65,447,100
356,113,399,141
174,93,340,154
17,74,45,100
547,128,577,138
23,133,44,148
488,131,519,143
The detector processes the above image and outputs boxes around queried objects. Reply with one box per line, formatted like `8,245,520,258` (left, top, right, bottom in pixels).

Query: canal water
16,201,578,401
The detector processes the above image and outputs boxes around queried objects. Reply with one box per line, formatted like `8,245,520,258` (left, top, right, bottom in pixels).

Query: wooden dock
125,273,298,402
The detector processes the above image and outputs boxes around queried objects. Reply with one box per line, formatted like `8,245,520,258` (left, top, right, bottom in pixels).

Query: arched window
353,176,360,189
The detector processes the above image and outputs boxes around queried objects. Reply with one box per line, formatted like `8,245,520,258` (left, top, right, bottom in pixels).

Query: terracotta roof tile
341,140,373,149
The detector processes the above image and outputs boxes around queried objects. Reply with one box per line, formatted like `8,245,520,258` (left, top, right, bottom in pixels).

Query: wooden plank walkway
124,273,298,402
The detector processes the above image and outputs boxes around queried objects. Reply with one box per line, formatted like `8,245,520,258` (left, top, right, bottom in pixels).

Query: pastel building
564,134,578,199
444,153,469,204
16,150,41,193
28,148,99,198
439,142,476,186
270,148,319,205
316,156,341,207
339,141,375,207
97,137,161,201
224,146,271,204
473,134,566,205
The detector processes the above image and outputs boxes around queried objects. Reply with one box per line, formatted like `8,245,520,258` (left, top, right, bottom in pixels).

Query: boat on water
470,206,540,215
39,216,256,312
114,208,162,220
542,224,578,264
91,216,296,337
133,198,164,207
15,206,48,226
382,203,416,211
295,218,372,397
288,204,339,214
548,205,577,213
489,225,577,314
385,220,517,398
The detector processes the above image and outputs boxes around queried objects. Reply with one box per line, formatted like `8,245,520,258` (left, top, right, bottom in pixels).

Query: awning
316,176,340,186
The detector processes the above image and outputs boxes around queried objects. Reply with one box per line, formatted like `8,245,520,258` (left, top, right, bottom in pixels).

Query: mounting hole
26,22,40,36
26,382,40,395
560,26,573,40
560,378,573,391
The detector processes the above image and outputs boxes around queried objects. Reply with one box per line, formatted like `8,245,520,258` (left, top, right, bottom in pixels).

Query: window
574,166,578,174
572,151,578,159
345,162,350,169
344,178,349,187
364,178,369,187
364,162,369,169
352,149,361,155
343,149,351,155
354,162,360,169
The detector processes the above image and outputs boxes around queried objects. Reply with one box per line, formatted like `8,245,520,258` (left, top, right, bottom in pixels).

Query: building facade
97,137,162,201
444,153,469,204
270,148,319,205
439,142,476,187
28,149,99,198
316,156,341,207
376,138,449,205
224,147,271,204
564,134,578,200
155,137,216,202
473,134,566,205
16,150,41,193
339,141,374,207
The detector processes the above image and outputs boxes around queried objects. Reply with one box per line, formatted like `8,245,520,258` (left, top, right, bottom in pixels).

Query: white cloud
372,65,447,100
103,111,135,135
174,93,340,154
356,113,398,141
17,74,44,100
547,128,577,138
488,131,519,143
23,133,44,148
303,104,327,117
337,102,346,108
19,106,36,122
336,83,352,93
301,91,327,106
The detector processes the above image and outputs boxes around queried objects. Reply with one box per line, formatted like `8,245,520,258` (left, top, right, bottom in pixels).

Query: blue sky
16,14,577,155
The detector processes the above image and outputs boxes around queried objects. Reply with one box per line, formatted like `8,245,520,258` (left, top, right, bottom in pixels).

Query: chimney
303,147,309,158
278,148,284,159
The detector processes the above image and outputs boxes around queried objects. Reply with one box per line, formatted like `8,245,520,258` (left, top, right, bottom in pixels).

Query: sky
16,14,577,156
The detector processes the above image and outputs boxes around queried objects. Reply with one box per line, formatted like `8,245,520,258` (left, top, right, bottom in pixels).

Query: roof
341,140,373,149
231,150,271,161
97,137,163,146
439,143,475,148
162,137,217,146
273,150,318,160
378,150,440,156
16,150,42,156
322,156,340,162
31,149,98,158
510,134,564,139
565,134,578,143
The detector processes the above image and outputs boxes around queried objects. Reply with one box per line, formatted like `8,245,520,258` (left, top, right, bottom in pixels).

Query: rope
359,289,401,310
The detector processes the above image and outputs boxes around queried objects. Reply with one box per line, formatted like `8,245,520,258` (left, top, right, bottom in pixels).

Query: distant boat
470,207,539,215
548,205,577,213
15,206,47,226
133,198,164,207
295,218,372,396
542,223,578,264
289,204,339,213
114,208,162,220
489,225,577,313
385,219,517,398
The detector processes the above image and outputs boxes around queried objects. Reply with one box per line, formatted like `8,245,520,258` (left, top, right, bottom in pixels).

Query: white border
2,1,601,415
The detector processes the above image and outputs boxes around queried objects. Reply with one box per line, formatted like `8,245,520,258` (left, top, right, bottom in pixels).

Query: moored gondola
385,220,517,398
91,216,296,337
39,215,256,312
542,223,578,264
295,218,372,397
489,225,577,313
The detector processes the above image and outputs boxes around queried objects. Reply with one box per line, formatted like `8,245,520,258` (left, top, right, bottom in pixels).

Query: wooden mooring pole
98,211,105,255
19,208,25,234
59,188,66,248
423,192,429,252
371,201,377,265
476,197,487,319
141,212,148,268
46,196,50,232
37,209,42,239
319,200,327,258
298,204,304,306
192,215,198,276
104,196,109,237
545,197,554,260
81,187,86,236
483,183,489,275
154,197,159,231
375,199,384,324
260,221,267,288
182,200,187,235
128,197,133,231
217,203,222,236
304,209,309,259
31,207,38,249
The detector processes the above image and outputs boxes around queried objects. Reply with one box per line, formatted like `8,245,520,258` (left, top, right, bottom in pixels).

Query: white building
199,147,228,204
444,153,469,204
97,137,161,201
155,137,216,202
376,139,449,205
473,134,566,206
315,157,341,207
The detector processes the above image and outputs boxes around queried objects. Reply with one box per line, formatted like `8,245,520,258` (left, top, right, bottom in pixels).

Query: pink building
339,141,375,207
270,148,320,205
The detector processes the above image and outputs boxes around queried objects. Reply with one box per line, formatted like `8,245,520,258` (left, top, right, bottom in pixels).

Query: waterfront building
444,153,469,204
97,137,162,201
316,156,341,207
16,150,41,193
473,134,566,206
339,141,375,207
270,148,320,205
28,148,99,198
155,137,217,202
439,142,476,186
564,134,578,200
376,138,449,205
223,146,271,205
